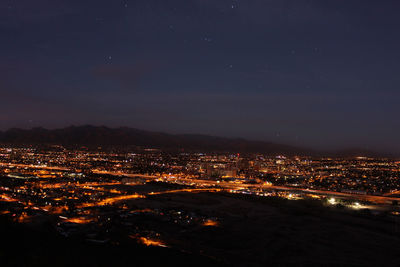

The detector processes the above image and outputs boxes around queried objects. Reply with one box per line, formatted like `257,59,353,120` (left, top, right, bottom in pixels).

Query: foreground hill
1,191,400,266
0,125,310,155
0,216,220,267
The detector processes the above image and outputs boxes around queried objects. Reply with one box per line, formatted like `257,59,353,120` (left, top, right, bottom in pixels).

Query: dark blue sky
1,0,400,152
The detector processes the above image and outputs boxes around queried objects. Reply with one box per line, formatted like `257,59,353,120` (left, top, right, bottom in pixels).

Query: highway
95,170,400,204
1,162,399,204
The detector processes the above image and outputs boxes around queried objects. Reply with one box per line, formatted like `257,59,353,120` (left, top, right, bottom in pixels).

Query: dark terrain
0,216,220,267
1,191,400,266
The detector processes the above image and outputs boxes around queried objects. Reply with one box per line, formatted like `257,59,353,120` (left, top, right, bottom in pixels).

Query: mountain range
0,125,387,157
0,125,311,155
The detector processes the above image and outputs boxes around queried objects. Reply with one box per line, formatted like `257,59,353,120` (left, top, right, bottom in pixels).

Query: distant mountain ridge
0,125,391,157
0,125,311,155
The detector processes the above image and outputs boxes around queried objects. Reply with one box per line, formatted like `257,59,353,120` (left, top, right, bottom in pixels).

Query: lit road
1,162,399,204
0,162,69,171
97,170,400,204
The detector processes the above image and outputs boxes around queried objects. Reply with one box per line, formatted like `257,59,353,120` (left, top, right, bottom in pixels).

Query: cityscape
1,144,400,265
2,0,400,266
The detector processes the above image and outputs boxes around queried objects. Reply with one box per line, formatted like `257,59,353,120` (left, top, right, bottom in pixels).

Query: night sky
1,0,400,152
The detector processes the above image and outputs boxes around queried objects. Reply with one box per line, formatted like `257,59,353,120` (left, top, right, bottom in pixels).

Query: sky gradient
1,0,400,152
